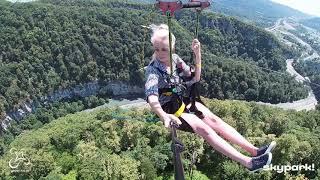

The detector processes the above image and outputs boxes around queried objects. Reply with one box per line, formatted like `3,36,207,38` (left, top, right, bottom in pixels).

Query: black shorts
161,98,194,133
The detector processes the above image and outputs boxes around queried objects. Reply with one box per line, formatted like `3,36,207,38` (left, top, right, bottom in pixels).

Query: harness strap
174,102,186,117
189,82,205,119
159,88,172,96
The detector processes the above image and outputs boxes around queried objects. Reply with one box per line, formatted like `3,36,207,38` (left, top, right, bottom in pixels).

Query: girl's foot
249,152,272,172
255,141,276,157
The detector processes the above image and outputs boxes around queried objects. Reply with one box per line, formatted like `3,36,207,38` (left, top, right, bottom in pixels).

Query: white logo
8,148,32,173
263,164,316,173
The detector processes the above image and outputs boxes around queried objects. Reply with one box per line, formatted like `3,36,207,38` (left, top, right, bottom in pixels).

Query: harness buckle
162,92,173,96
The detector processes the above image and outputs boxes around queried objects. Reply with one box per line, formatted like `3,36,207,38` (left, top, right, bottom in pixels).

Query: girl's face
153,36,171,64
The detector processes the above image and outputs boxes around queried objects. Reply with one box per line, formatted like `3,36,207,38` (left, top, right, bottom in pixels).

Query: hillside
294,59,320,102
301,17,320,31
211,0,310,26
137,0,310,27
269,17,320,102
0,99,319,179
0,0,308,120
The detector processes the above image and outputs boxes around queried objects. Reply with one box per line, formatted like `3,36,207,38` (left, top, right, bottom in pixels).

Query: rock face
1,101,36,132
0,81,143,131
205,17,236,34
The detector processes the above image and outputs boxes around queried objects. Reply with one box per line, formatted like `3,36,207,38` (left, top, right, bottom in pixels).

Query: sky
271,0,320,17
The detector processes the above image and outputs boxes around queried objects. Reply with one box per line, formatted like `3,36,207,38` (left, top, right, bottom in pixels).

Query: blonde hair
150,24,176,48
150,24,176,62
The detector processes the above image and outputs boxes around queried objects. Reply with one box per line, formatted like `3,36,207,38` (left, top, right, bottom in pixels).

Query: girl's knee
205,114,223,125
195,103,222,122
203,115,225,133
194,124,215,137
181,113,215,137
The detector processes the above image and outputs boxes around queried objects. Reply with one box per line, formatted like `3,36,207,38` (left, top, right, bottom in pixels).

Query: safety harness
149,60,205,120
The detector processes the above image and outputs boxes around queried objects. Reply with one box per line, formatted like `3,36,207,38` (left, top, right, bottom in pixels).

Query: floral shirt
145,54,191,105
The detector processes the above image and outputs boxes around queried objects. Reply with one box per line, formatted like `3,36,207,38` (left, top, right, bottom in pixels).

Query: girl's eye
154,48,169,52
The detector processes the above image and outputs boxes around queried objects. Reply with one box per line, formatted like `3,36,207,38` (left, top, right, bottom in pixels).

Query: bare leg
190,102,258,156
180,113,252,168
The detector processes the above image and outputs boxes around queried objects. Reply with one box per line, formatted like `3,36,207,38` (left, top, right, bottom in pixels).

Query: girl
144,24,276,172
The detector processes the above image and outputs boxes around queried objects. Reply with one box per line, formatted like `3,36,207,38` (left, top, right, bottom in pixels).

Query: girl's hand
192,39,201,57
162,113,182,128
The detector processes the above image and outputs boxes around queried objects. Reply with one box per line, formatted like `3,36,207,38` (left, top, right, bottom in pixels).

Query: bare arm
148,95,181,128
148,95,167,120
192,39,201,82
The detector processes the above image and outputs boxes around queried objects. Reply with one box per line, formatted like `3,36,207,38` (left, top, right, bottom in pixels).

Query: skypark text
263,163,315,173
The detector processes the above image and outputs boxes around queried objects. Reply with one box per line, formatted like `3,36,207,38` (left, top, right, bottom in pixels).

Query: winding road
263,18,318,111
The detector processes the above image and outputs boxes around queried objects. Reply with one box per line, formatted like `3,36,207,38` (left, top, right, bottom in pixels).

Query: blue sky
271,0,320,17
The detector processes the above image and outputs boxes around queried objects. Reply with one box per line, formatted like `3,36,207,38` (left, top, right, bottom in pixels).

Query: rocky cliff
1,81,143,131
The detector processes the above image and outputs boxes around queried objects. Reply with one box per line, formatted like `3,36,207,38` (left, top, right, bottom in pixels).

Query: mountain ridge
137,0,311,27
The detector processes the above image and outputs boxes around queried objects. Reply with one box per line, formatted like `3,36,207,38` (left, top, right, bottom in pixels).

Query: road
263,18,318,111
256,59,317,111
286,59,306,83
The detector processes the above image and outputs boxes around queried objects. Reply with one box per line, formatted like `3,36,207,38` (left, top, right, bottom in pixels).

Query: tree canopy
0,98,319,179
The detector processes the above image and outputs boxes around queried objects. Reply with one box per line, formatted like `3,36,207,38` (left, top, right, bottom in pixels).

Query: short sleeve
145,66,159,100
174,54,191,77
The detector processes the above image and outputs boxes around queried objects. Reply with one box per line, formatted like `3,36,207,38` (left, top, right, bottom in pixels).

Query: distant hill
210,0,310,26
137,0,310,27
301,17,320,30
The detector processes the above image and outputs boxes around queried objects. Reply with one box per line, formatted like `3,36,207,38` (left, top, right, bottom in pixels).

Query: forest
294,59,320,101
0,98,319,179
0,0,308,119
